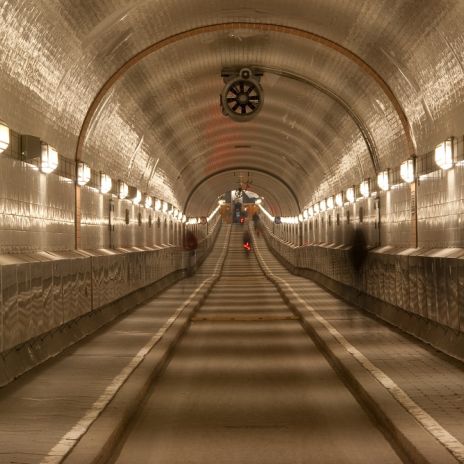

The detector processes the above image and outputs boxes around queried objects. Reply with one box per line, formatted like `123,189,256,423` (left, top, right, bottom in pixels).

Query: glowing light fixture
77,161,91,186
0,122,10,153
132,189,142,205
155,199,162,211
377,170,389,191
335,193,343,207
313,203,320,214
182,214,187,223
360,179,370,198
118,181,128,199
255,198,262,205
327,196,334,209
298,214,304,222
100,173,112,194
400,159,415,183
218,199,226,205
145,195,153,208
40,143,58,174
346,187,355,204
435,140,453,170
162,201,168,213
308,206,314,217
303,209,309,220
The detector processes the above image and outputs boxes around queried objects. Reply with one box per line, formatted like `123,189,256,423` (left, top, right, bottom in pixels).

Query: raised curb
62,227,230,464
253,234,458,464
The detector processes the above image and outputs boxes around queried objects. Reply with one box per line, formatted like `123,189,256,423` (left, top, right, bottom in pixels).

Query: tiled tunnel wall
263,224,464,358
0,217,221,357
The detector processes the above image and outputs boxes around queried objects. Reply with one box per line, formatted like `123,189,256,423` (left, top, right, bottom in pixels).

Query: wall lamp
377,170,390,191
326,196,334,209
144,195,153,208
435,139,453,170
100,172,112,194
360,179,370,198
400,158,415,183
40,143,58,174
346,186,355,204
335,193,343,207
0,122,10,153
77,161,91,186
118,180,128,199
132,189,142,205
155,199,162,211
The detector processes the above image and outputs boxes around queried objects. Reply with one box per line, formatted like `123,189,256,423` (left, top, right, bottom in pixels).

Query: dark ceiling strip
258,66,380,173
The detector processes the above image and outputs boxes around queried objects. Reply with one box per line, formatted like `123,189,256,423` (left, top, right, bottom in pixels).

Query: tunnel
0,2,464,463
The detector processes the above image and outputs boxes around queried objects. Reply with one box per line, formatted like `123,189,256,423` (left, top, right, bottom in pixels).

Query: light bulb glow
360,180,370,198
298,214,304,222
335,193,343,207
400,159,415,183
145,195,153,208
303,209,309,220
327,196,334,209
100,173,112,193
132,189,142,205
40,144,58,174
377,170,389,191
77,162,91,186
346,187,355,203
155,199,162,211
162,201,168,213
118,181,128,199
435,140,453,170
255,198,262,205
0,122,10,153
313,203,320,214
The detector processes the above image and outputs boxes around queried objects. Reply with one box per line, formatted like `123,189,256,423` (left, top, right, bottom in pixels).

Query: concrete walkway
0,228,230,464
253,231,464,464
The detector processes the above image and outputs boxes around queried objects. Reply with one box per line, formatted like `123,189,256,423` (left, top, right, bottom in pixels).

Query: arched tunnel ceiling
1,1,464,215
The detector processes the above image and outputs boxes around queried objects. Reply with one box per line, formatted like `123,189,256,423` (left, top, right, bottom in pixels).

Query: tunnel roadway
107,226,402,464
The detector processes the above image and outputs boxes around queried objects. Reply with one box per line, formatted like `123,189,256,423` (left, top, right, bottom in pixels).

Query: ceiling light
40,143,58,174
400,159,415,183
0,122,10,153
435,140,453,170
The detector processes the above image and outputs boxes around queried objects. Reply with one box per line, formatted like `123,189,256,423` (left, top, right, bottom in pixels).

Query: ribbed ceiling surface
1,0,463,215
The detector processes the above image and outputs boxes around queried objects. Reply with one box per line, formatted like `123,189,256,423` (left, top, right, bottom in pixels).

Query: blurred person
349,227,367,274
242,229,252,255
184,230,198,276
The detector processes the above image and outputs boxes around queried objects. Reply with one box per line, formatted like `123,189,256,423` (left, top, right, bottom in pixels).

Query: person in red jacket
184,230,198,276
